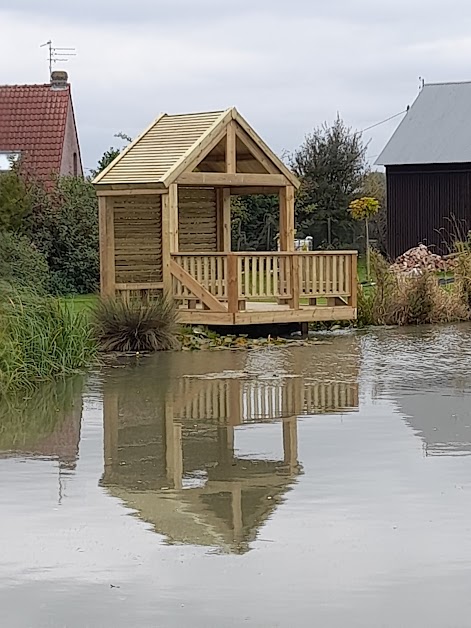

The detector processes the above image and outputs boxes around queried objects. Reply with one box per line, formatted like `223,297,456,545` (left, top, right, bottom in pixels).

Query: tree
231,195,279,251
349,196,380,281
290,116,367,248
0,169,31,231
91,132,132,178
91,147,121,178
21,177,99,294
360,171,387,254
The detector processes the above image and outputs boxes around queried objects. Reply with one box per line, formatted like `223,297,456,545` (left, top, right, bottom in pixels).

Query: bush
93,295,180,352
0,282,97,392
0,169,31,231
0,231,50,292
358,251,469,326
22,177,99,295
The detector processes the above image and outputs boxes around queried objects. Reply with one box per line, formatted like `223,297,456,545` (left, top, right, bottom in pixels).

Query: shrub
0,169,31,231
0,282,97,392
0,230,50,293
358,251,470,326
21,177,99,295
93,295,180,352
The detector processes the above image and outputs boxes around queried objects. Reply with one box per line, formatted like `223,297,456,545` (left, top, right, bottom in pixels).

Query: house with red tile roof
0,71,82,180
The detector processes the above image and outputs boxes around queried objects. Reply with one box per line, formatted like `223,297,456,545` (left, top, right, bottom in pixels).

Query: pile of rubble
390,244,456,276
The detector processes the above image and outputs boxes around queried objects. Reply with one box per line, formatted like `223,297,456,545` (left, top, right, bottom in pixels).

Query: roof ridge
425,80,471,86
164,109,227,117
0,83,66,89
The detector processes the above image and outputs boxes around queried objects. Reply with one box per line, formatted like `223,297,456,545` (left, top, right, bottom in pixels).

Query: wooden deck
169,251,358,326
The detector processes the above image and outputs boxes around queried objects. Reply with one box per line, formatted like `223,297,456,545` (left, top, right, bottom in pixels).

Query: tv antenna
40,40,76,78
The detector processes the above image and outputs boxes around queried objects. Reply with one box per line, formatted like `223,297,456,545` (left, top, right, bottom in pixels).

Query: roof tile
0,84,70,178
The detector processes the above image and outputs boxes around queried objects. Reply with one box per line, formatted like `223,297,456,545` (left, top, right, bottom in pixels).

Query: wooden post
165,399,183,490
231,483,243,543
216,188,232,252
279,186,295,252
283,417,298,474
227,254,239,314
349,252,358,311
289,254,300,309
161,193,172,295
228,379,242,426
226,121,236,174
168,183,179,252
222,188,231,251
103,389,119,470
99,196,115,297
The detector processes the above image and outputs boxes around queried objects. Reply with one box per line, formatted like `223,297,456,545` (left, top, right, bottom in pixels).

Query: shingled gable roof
93,107,299,188
0,84,74,178
376,81,471,166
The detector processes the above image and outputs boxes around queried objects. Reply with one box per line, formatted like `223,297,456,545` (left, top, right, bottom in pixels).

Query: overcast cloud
2,0,471,173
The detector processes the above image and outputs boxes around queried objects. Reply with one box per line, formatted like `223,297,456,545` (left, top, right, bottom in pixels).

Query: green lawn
60,294,98,315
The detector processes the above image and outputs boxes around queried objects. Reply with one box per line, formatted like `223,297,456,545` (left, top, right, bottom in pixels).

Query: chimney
50,70,68,90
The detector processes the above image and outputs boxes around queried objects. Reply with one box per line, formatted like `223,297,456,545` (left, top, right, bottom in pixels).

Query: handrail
171,251,358,314
171,250,358,257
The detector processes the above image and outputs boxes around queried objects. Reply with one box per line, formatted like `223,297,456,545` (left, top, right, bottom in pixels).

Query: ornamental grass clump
0,282,96,393
357,251,469,327
93,294,180,352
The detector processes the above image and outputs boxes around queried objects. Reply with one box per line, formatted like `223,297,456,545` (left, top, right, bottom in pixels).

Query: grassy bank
0,283,96,393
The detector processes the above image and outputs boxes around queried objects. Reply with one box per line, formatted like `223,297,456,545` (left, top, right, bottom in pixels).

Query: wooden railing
172,253,228,301
171,251,357,312
173,377,359,422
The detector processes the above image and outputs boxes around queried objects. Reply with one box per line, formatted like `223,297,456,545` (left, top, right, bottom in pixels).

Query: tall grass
0,282,96,392
358,251,470,326
93,294,180,352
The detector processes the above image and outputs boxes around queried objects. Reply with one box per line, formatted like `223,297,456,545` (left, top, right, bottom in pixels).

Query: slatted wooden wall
113,196,162,283
178,187,217,251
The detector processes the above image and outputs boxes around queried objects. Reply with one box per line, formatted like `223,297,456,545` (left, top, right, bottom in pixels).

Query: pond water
2,325,471,627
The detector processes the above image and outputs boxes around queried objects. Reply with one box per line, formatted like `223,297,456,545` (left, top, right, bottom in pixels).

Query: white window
0,151,21,172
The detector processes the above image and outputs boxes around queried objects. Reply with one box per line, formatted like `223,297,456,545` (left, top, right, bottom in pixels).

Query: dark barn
377,82,471,258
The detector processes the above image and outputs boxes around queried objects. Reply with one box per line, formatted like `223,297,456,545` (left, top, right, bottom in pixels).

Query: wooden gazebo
93,108,357,326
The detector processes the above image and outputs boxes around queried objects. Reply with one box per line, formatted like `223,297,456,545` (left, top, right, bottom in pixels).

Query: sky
1,0,471,175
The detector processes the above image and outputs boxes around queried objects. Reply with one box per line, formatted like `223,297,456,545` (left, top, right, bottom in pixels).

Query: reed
358,251,470,326
0,282,96,392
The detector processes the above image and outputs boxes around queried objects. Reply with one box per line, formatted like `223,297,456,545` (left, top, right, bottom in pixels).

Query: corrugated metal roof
376,82,471,166
94,110,228,185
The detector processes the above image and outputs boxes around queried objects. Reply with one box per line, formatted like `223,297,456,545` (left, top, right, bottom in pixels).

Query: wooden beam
176,173,289,187
161,193,172,295
222,188,231,252
169,183,179,252
96,188,167,197
95,182,166,192
230,187,282,196
99,196,115,297
163,109,233,186
232,109,301,189
233,306,356,325
234,126,279,174
170,260,228,312
115,282,164,290
226,121,236,174
279,186,295,251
